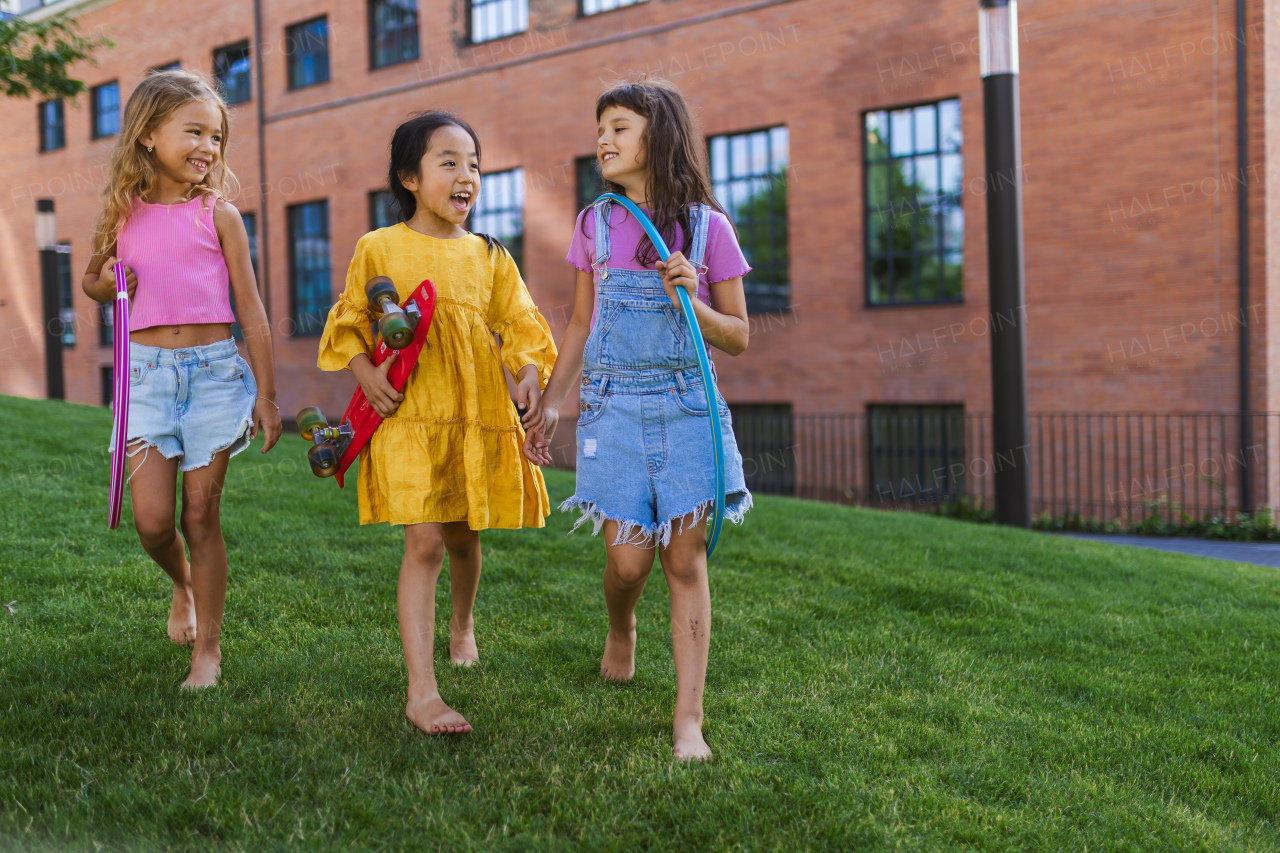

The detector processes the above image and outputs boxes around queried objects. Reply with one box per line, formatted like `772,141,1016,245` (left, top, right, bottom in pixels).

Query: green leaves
0,13,113,101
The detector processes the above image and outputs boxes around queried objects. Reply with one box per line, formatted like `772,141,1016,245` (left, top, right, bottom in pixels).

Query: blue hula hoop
596,193,726,557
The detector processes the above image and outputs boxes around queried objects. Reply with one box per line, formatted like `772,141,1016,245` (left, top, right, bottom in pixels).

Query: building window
288,201,331,337
369,190,402,230
868,404,966,503
90,81,119,139
229,212,259,341
287,18,330,89
38,100,64,152
470,0,527,43
57,243,75,347
575,156,603,212
150,61,181,72
100,366,113,407
711,126,789,314
864,99,963,306
370,0,419,68
213,41,252,104
730,404,795,496
471,168,524,271
582,0,646,14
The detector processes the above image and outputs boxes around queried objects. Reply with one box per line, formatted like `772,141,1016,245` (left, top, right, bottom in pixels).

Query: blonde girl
81,70,281,689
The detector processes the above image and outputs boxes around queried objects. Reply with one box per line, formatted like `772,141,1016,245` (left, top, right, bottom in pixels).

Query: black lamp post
980,0,1030,527
36,198,64,401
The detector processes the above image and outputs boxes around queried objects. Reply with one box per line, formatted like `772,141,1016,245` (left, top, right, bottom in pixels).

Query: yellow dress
317,224,557,528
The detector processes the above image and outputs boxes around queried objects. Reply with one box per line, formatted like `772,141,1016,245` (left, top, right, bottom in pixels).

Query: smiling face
597,105,648,196
399,124,480,235
139,99,224,189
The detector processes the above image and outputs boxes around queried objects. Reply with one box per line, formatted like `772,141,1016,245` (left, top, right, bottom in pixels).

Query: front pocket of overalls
576,386,609,427
674,383,731,419
596,301,685,369
205,356,245,383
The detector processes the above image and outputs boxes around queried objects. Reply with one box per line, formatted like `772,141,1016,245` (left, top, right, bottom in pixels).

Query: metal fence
731,409,1278,523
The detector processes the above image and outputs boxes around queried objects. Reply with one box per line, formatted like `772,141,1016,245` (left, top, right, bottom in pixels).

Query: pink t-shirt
566,203,751,326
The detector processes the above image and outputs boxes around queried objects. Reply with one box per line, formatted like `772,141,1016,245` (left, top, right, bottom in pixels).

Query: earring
145,146,153,153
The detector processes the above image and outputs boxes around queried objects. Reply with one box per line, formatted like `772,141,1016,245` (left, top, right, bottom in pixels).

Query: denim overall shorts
561,201,752,548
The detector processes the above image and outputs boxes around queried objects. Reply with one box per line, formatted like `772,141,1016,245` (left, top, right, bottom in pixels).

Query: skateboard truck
367,276,420,350
296,408,351,477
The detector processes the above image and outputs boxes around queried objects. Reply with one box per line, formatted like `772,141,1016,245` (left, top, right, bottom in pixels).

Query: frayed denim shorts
563,366,752,549
122,338,256,472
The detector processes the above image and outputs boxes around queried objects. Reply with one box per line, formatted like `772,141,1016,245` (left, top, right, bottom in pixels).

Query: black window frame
575,155,603,213
369,189,402,230
579,0,646,15
90,81,120,139
287,200,332,338
863,97,964,308
212,41,252,105
369,0,420,69
470,167,524,272
867,404,966,504
710,125,790,315
38,99,65,152
286,17,331,90
468,0,528,44
230,211,259,341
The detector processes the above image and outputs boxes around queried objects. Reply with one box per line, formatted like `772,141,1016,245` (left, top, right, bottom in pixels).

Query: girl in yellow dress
318,112,557,735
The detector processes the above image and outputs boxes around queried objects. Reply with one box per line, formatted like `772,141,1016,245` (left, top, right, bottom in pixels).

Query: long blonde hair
96,70,239,242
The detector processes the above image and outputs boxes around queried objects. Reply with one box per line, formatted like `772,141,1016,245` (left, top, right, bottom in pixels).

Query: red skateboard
297,277,437,487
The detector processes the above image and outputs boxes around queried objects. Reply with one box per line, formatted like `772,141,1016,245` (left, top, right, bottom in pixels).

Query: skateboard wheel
308,441,341,477
365,276,399,311
297,406,328,441
379,313,415,350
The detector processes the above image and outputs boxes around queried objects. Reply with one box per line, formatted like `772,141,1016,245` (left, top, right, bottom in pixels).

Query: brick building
0,0,1274,518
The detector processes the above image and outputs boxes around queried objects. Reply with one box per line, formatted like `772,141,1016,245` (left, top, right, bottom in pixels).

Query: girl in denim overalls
526,80,752,761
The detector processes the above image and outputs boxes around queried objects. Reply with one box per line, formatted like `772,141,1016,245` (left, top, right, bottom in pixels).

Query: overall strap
593,199,612,267
689,204,712,270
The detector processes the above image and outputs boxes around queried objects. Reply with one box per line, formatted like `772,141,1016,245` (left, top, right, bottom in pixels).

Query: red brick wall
0,0,1270,462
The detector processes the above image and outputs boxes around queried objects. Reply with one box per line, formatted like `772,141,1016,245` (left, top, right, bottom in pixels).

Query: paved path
1061,534,1280,568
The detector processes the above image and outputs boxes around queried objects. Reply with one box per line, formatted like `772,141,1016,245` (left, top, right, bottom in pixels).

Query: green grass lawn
1,394,1279,851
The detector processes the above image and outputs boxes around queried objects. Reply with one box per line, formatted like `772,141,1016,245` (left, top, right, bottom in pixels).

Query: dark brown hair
592,77,732,267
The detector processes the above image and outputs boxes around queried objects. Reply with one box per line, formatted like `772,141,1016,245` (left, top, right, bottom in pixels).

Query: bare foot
406,696,472,734
449,616,479,667
672,718,711,761
180,647,221,690
600,627,636,681
167,584,196,647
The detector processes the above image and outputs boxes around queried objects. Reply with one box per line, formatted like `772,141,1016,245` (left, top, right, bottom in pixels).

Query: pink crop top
116,195,235,331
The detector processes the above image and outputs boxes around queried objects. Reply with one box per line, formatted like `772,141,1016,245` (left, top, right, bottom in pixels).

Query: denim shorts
565,366,752,548
122,338,257,472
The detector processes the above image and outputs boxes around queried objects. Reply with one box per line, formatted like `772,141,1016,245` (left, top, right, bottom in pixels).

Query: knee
441,526,480,559
180,500,221,539
662,558,704,589
134,516,177,551
404,530,446,569
607,558,651,588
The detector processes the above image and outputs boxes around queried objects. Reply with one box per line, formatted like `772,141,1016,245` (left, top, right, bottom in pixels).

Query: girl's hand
657,251,698,310
102,257,138,301
515,365,543,430
252,397,283,452
351,351,404,418
523,406,559,466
